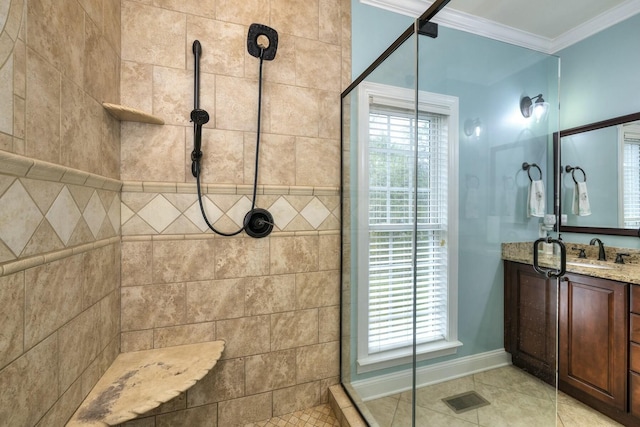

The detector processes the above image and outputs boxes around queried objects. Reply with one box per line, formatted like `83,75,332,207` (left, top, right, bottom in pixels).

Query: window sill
357,340,463,374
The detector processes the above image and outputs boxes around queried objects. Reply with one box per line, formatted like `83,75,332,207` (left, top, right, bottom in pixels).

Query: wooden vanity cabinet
558,272,628,412
504,261,557,385
630,285,640,418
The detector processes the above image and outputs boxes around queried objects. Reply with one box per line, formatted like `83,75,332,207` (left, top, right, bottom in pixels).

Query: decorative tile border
0,151,122,264
121,181,341,237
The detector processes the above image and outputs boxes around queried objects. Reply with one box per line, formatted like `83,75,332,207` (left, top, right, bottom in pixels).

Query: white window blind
623,134,640,227
367,104,449,355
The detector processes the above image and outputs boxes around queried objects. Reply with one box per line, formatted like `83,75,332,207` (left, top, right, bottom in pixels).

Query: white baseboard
351,349,511,401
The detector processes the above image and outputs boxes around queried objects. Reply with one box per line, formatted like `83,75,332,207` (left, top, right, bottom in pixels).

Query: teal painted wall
346,3,559,383
558,13,640,248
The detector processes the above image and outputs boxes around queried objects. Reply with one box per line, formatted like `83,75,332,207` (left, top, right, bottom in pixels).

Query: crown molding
360,0,640,54
550,0,640,52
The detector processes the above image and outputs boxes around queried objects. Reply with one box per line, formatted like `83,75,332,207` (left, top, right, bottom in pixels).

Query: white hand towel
571,181,591,216
528,180,545,218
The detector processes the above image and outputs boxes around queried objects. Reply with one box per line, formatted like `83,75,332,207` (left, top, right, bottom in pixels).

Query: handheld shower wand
190,26,278,238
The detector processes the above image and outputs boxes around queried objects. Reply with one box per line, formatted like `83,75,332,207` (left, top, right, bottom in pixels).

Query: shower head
247,23,278,61
190,108,210,126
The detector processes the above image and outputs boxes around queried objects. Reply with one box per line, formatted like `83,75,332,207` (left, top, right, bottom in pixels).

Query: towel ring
564,165,587,184
522,162,542,182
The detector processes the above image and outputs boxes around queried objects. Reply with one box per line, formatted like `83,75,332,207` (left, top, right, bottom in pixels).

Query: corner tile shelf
102,103,164,125
67,341,225,426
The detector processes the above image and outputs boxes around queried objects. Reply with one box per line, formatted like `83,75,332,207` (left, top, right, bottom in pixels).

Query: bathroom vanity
503,242,640,425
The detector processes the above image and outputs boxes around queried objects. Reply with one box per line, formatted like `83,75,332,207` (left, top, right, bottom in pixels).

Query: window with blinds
623,129,640,227
355,82,460,372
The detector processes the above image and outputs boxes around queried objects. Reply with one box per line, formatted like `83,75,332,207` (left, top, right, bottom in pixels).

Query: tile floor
245,404,340,427
359,366,624,426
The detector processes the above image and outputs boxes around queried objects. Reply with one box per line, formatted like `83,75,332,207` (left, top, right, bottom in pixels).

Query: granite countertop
502,241,640,286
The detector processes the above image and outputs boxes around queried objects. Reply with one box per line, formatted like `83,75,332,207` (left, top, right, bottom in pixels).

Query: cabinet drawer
632,372,640,418
632,285,640,313
632,343,640,373
632,314,640,343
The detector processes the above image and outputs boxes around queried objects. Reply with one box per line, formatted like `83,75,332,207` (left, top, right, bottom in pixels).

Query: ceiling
363,0,640,52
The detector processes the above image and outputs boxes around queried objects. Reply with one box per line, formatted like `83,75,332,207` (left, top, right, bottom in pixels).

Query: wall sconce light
464,118,482,138
520,94,549,122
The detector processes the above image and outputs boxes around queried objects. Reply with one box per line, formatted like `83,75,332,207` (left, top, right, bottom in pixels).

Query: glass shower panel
341,31,419,427
341,12,560,427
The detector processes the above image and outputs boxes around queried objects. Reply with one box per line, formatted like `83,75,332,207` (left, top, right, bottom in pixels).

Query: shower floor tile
245,404,340,427
364,366,624,427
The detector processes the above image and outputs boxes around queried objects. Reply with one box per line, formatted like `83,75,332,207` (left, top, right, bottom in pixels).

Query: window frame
355,81,460,373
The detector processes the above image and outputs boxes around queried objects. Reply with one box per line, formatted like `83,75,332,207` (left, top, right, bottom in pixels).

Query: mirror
555,112,640,237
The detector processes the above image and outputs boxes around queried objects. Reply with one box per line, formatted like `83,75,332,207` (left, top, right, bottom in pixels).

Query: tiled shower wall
117,0,350,426
0,0,122,426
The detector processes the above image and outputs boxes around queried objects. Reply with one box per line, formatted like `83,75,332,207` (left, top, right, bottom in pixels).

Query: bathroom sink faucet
589,238,606,261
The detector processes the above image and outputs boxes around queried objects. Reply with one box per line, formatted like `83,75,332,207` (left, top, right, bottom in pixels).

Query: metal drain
442,391,490,414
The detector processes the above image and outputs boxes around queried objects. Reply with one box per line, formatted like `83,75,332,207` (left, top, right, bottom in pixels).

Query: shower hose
192,48,267,237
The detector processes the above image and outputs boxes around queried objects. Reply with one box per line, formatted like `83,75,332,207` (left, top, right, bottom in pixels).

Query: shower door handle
532,237,566,278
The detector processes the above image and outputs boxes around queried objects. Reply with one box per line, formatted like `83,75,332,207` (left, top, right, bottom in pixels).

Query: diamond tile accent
184,197,223,232
46,187,82,245
269,196,298,230
121,203,135,225
0,180,44,255
107,196,121,232
137,195,181,233
84,191,107,239
300,198,331,229
226,196,253,227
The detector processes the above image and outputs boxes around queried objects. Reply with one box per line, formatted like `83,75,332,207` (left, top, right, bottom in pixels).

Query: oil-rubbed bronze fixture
520,93,549,122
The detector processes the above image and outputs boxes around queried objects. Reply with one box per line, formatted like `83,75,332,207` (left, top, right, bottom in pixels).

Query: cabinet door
559,273,628,411
504,261,557,384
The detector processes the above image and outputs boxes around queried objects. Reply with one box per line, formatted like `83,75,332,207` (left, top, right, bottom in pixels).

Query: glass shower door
340,7,561,426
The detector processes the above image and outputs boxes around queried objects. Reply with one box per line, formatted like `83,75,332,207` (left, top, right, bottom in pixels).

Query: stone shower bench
66,341,225,426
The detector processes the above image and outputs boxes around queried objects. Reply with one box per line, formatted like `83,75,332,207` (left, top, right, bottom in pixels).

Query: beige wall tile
215,0,270,25
186,279,245,322
271,309,318,351
121,1,186,68
156,404,218,427
0,271,24,370
153,239,217,283
61,78,99,174
0,55,12,135
58,304,101,393
245,274,295,316
121,330,154,353
188,16,245,77
35,378,82,427
25,50,60,163
295,38,341,91
270,235,319,274
121,61,153,113
27,0,84,86
214,237,270,279
0,334,58,427
120,416,157,427
243,132,296,186
319,90,341,140
215,75,262,132
100,113,121,180
99,290,120,350
154,0,215,18
121,284,186,331
197,129,245,185
84,244,118,308
216,316,270,358
245,349,297,395
187,358,245,406
319,0,342,45
84,17,120,104
296,270,340,309
121,123,185,182
217,392,272,427
268,83,319,138
319,305,340,343
153,66,193,126
271,0,319,39
296,341,339,383
319,233,340,270
121,240,153,287
273,381,322,417
103,0,121,53
295,137,340,187
154,323,215,348
24,254,84,349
